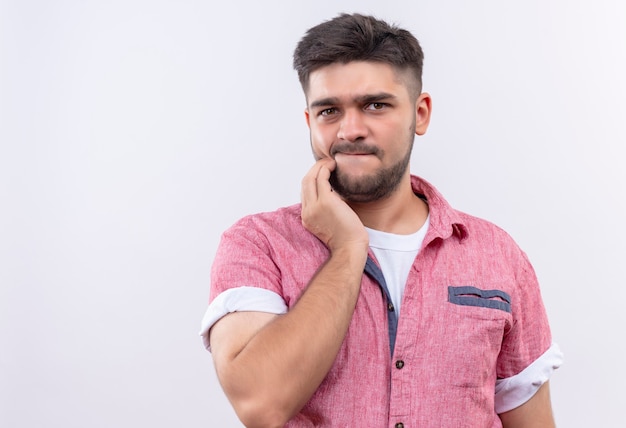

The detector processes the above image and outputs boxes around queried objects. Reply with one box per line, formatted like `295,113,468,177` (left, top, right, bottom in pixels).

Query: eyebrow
309,92,397,109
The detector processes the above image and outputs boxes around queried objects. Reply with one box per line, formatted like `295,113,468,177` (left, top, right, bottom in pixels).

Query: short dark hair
293,13,424,95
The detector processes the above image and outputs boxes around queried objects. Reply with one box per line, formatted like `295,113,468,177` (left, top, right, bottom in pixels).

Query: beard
311,117,417,203
328,139,414,203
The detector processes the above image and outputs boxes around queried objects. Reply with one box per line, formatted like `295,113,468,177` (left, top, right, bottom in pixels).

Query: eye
366,102,387,111
319,107,338,116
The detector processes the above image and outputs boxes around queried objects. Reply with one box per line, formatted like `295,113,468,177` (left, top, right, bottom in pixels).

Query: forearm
215,245,367,427
499,382,555,428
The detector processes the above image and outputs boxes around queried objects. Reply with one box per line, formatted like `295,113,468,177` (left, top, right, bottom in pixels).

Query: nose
337,109,368,142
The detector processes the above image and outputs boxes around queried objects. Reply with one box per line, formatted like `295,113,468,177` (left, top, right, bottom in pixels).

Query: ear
304,108,311,129
414,92,432,136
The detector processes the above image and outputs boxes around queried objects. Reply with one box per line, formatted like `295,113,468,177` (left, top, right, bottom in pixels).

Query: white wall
1,1,624,426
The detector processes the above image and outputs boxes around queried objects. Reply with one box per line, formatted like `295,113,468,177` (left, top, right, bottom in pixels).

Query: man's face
305,61,430,203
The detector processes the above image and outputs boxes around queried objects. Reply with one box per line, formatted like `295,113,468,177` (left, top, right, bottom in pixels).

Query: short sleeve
497,249,553,379
209,217,285,302
199,217,291,350
495,343,563,412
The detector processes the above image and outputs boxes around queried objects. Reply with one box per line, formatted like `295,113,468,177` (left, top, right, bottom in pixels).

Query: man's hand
301,158,369,253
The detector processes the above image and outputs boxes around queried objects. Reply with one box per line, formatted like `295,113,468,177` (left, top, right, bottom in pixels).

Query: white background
1,1,625,427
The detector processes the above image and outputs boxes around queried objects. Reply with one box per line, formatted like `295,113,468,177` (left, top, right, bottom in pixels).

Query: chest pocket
441,286,512,388
448,285,511,313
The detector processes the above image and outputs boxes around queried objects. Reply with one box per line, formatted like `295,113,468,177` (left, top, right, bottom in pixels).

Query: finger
300,158,335,202
301,159,328,206
316,162,335,197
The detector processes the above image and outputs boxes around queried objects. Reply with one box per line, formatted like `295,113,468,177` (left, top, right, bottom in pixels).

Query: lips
335,151,374,156
330,143,379,157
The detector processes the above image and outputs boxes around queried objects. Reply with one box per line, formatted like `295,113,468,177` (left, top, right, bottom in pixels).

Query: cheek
310,128,332,157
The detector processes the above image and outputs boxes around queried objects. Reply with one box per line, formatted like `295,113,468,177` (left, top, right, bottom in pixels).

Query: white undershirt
366,215,429,318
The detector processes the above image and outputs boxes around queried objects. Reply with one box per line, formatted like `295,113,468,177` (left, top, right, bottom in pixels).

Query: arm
209,159,368,428
499,381,555,428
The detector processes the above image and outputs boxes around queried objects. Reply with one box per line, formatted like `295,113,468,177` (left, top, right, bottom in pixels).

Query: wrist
328,242,369,266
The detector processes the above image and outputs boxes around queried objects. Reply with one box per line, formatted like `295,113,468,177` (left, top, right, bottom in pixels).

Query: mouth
333,152,378,167
335,152,374,156
330,144,379,158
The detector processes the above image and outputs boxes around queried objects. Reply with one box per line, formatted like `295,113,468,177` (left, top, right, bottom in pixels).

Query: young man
201,13,562,427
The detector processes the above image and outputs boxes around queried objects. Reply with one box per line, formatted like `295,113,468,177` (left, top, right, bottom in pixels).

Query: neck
348,174,429,234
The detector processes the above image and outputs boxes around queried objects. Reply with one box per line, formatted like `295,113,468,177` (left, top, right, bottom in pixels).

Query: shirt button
395,360,405,369
387,302,395,311
395,423,404,428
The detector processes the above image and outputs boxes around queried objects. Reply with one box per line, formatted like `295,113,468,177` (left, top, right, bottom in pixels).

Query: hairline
302,60,422,104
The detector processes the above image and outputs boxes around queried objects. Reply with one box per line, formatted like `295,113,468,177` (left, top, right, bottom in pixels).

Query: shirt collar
410,175,468,242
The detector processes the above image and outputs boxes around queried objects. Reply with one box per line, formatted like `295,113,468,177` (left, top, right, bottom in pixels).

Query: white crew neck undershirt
365,215,429,317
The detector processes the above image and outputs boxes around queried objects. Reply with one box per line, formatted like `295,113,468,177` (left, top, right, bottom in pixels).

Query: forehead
306,61,412,105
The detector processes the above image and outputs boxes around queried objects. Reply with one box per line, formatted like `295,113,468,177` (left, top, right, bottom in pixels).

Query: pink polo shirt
203,176,560,427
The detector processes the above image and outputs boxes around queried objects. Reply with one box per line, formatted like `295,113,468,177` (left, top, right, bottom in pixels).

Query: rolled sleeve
495,343,564,413
199,286,288,350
